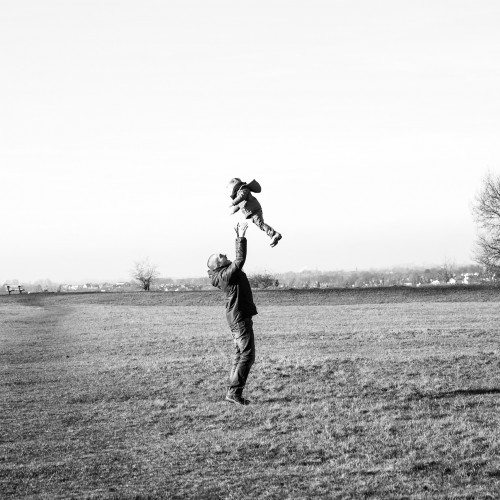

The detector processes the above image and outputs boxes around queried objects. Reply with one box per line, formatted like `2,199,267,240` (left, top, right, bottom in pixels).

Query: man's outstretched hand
235,222,248,238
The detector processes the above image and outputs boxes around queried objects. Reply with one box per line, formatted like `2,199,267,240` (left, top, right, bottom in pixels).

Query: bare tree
439,259,455,284
132,258,159,291
472,172,500,278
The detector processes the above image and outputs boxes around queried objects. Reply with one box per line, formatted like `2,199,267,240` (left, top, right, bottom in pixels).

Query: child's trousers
251,210,277,238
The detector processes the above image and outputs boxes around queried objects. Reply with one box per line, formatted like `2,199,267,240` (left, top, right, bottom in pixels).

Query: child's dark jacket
230,179,262,219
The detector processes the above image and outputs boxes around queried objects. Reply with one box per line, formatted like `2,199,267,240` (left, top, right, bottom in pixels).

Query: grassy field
1,289,499,499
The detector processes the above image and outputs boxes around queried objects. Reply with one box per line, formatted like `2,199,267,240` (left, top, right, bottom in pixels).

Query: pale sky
1,1,500,283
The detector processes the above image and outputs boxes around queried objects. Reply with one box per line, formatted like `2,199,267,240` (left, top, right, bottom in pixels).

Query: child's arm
229,205,240,215
230,187,250,206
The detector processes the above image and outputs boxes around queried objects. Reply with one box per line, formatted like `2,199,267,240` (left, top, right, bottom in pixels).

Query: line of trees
274,264,485,289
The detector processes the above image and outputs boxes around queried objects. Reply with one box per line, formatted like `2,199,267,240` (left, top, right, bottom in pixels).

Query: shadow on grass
260,396,295,403
411,388,500,400
432,388,500,398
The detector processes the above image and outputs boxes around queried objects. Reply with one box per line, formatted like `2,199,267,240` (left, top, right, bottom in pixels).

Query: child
228,178,282,247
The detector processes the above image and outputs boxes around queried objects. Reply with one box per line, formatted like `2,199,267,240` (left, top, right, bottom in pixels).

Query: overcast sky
1,1,500,283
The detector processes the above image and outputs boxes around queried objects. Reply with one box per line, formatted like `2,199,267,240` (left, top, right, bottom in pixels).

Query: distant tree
33,278,58,292
248,273,278,289
472,172,500,279
438,260,455,283
408,271,421,286
353,274,365,287
419,269,431,284
132,258,159,291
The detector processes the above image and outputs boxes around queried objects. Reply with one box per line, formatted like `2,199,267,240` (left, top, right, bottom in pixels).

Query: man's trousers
228,318,255,396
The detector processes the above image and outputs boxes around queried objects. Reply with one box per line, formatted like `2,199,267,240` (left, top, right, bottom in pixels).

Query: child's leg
251,210,277,238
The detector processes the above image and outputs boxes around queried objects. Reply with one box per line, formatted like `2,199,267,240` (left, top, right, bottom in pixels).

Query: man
207,222,257,405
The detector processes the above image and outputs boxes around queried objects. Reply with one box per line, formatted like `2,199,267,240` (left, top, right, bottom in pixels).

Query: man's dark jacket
208,237,257,327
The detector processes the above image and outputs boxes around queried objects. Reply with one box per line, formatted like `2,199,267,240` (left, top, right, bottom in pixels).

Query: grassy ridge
2,284,500,308
1,292,499,498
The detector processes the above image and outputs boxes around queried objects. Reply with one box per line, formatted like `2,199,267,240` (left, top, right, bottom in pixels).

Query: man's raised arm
224,223,248,279
232,222,249,269
233,237,247,270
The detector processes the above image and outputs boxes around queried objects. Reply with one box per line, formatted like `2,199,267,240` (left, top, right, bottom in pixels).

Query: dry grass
1,291,499,499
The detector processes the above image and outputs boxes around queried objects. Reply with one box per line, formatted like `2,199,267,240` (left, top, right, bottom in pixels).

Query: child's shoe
270,233,282,247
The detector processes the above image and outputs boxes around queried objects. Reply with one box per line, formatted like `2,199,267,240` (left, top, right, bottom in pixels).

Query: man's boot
225,394,251,405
